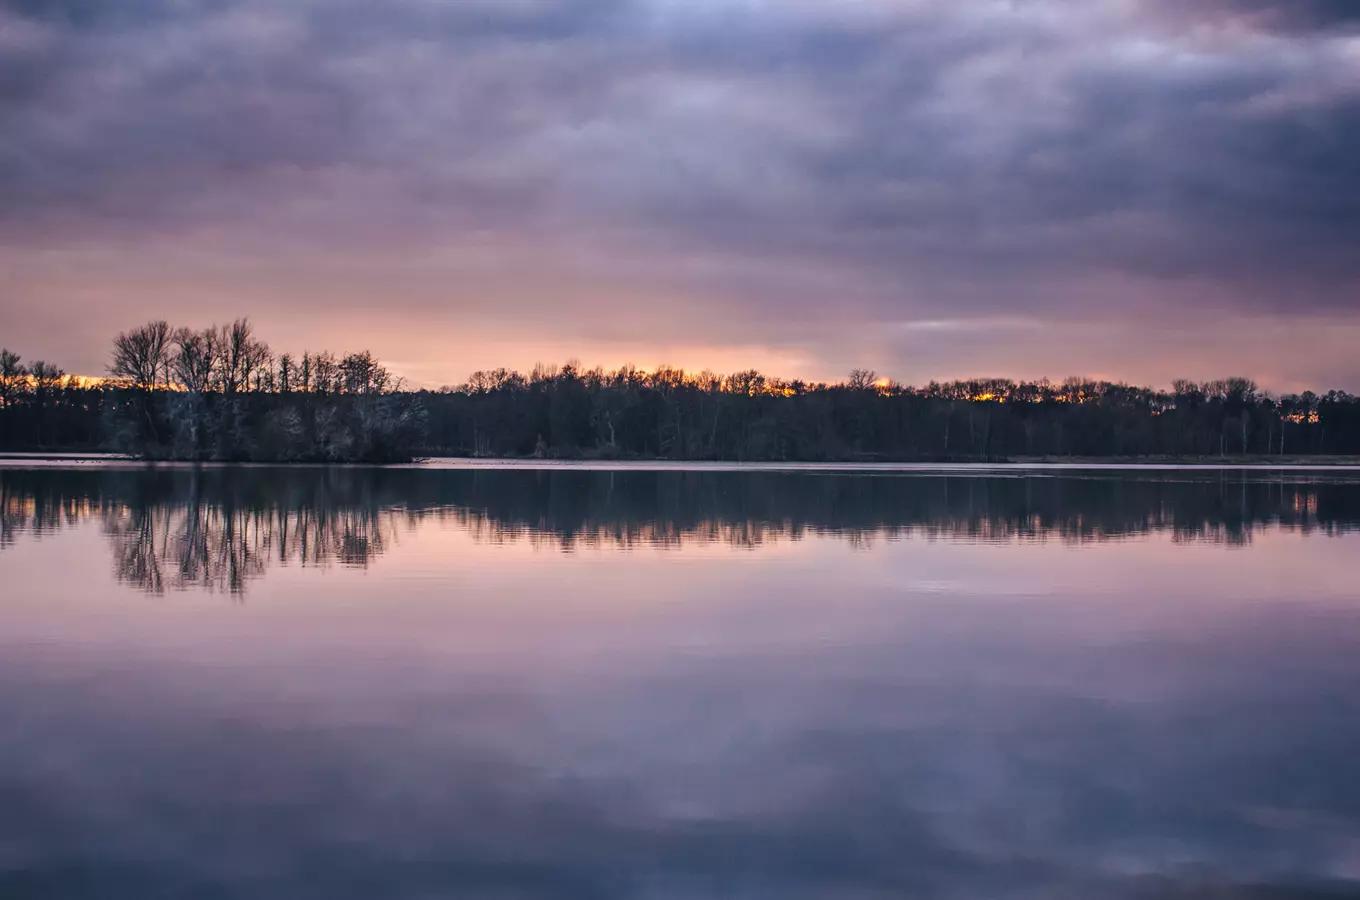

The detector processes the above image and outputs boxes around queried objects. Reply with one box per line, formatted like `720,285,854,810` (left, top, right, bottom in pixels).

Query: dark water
2,464,1360,900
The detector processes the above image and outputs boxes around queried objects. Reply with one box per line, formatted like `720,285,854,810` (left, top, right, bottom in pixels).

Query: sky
1,0,1357,391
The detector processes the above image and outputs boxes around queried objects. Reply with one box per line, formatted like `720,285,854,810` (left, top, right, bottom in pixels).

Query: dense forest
2,319,1360,461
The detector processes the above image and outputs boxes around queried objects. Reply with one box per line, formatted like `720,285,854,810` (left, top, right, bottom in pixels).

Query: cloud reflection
2,466,1360,897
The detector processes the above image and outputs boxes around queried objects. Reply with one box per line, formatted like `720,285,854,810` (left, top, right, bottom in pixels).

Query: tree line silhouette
3,320,1360,460
1,320,424,462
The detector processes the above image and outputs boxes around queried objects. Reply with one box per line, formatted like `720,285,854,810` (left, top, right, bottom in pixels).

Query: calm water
2,464,1360,900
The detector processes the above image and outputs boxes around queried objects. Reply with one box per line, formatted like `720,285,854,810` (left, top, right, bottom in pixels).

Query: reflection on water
3,469,401,594
2,465,1360,899
3,466,1359,595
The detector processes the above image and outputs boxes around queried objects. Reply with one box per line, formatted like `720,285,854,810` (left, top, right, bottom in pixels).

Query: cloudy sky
2,0,1357,390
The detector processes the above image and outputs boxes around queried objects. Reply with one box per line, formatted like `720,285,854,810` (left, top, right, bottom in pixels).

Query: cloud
3,604,1359,898
1154,0,1360,34
1,0,1358,386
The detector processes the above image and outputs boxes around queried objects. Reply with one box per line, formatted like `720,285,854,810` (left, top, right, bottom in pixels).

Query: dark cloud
1161,0,1360,34
3,609,1360,898
1,0,1358,385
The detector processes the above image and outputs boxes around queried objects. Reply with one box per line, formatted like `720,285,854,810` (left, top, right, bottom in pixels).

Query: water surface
2,465,1359,899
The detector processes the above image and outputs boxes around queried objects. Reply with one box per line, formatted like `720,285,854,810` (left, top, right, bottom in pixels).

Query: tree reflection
2,468,400,595
101,499,395,595
2,466,1358,595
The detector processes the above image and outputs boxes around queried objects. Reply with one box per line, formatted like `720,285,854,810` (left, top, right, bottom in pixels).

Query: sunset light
2,3,1359,897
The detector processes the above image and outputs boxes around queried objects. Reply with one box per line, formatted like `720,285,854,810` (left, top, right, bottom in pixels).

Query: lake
2,463,1359,899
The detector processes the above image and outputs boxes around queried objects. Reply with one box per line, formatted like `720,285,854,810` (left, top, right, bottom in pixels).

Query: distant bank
3,323,1359,464
1005,454,1360,467
4,452,1360,470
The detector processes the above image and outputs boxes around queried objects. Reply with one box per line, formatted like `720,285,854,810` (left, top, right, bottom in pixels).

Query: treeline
3,325,1360,461
0,320,425,462
0,347,98,449
422,367,1360,460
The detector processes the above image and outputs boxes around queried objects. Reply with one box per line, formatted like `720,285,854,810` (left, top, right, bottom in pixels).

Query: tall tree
214,318,269,394
110,320,172,389
0,349,25,410
172,327,219,394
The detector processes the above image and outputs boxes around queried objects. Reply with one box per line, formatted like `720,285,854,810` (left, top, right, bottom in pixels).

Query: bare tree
173,327,219,394
0,349,25,409
250,349,275,392
339,351,391,395
311,351,338,394
26,360,65,445
204,318,270,394
278,353,294,393
110,320,173,389
29,360,63,392
847,369,878,391
725,369,765,397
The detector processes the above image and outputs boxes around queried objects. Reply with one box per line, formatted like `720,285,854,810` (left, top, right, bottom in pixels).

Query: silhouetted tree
6,329,1360,461
110,320,172,389
0,349,25,411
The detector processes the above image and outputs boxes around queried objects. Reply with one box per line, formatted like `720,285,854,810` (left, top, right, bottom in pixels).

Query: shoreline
4,452,1360,472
